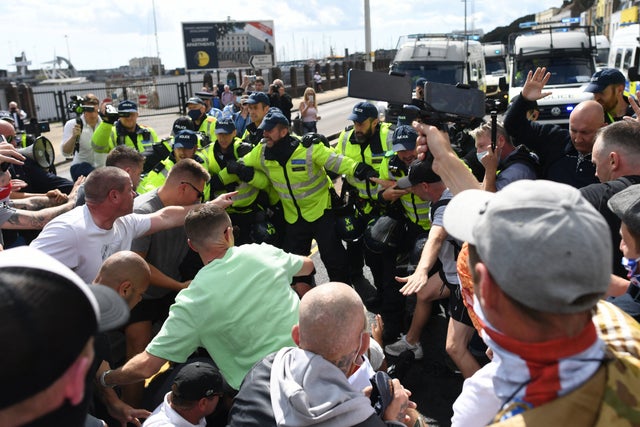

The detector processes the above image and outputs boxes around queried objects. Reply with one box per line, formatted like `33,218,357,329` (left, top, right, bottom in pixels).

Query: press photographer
61,93,105,180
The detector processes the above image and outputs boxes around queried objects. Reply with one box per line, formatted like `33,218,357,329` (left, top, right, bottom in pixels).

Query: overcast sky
5,0,562,71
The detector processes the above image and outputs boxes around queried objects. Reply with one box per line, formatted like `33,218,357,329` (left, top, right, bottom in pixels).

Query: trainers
385,334,423,360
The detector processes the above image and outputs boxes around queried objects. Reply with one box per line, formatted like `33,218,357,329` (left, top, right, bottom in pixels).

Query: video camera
346,69,485,129
66,95,96,115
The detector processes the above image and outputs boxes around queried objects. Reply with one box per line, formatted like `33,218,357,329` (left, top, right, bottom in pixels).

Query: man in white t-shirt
31,166,234,282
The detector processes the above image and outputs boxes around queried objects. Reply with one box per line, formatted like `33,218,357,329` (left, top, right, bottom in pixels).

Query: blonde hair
303,87,318,108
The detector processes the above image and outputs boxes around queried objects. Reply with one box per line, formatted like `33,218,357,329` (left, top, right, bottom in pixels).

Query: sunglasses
181,181,205,202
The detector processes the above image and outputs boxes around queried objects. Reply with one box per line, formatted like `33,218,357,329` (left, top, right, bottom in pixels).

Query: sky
4,0,562,72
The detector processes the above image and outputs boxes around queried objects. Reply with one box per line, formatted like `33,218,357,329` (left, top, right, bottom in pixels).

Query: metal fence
24,59,390,124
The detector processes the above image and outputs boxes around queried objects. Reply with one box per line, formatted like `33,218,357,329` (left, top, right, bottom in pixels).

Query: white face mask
476,150,489,162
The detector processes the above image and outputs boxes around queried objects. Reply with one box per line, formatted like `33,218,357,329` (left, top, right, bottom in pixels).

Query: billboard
182,21,275,71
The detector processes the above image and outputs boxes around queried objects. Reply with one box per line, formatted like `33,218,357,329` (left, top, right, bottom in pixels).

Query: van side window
615,49,623,68
623,48,633,70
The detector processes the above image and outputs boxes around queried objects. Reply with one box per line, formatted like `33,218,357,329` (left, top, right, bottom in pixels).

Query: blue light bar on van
519,21,537,29
566,105,575,112
561,17,580,24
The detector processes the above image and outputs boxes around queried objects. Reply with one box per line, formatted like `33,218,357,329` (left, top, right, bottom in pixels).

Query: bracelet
99,369,115,388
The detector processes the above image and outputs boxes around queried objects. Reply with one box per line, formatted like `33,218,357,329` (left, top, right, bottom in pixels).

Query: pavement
44,86,350,171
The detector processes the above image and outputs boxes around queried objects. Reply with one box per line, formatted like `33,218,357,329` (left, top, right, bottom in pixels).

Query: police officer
229,110,377,296
201,117,264,245
335,101,394,296
185,97,218,146
137,130,202,194
373,125,433,340
241,92,271,146
92,100,161,167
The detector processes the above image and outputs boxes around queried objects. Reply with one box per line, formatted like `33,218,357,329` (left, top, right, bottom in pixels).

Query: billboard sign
182,21,275,71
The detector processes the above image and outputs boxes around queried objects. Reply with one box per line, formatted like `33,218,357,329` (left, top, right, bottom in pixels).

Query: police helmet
250,220,280,246
409,233,429,267
335,212,366,242
364,216,407,254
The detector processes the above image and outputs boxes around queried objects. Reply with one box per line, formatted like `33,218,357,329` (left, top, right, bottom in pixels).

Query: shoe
385,334,423,360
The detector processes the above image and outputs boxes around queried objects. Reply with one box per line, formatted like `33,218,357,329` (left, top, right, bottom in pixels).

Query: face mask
236,96,242,103
622,256,640,279
476,150,489,162
0,180,12,201
187,109,202,121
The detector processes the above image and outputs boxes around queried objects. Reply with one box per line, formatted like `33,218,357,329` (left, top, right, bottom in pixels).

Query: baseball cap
397,104,422,126
0,246,129,409
245,92,271,106
443,180,611,314
391,125,418,152
0,111,14,124
173,130,198,149
215,117,236,134
172,361,224,401
416,78,427,88
172,116,196,135
258,110,289,130
185,97,206,108
608,184,640,236
347,102,378,122
584,68,626,93
195,91,213,100
118,100,138,113
395,158,441,189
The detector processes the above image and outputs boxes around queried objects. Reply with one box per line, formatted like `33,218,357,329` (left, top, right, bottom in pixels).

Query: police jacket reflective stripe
336,122,393,203
91,121,160,155
243,135,359,224
380,155,431,231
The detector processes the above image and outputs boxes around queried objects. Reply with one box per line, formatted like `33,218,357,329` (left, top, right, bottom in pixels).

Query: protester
227,282,416,426
100,203,315,391
0,246,129,426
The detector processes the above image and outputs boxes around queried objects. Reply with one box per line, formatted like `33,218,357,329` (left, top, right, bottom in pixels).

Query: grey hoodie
270,347,377,427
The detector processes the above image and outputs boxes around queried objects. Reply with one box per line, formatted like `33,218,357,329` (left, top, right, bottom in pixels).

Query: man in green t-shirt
101,204,315,390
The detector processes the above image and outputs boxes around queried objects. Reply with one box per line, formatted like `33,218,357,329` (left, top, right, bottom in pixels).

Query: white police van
508,25,597,126
608,23,640,95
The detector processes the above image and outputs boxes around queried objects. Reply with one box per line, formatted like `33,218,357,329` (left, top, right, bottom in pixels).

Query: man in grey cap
144,361,224,426
584,68,634,123
443,179,640,425
607,183,640,321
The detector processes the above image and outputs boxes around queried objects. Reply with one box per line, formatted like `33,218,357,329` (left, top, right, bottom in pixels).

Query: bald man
504,67,604,188
227,282,415,426
90,251,152,427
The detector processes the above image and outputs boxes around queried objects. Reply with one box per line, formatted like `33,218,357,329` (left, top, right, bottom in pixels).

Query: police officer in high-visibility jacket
373,125,433,340
334,101,394,302
137,130,203,194
185,97,217,146
229,110,378,296
92,100,161,161
200,117,263,245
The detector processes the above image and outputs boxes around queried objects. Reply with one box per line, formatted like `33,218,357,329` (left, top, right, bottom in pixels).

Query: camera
347,69,485,128
66,95,95,115
247,75,257,83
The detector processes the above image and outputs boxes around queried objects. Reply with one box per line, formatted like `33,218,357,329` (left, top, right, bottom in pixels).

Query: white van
390,34,487,92
483,42,509,108
508,26,597,126
608,24,640,94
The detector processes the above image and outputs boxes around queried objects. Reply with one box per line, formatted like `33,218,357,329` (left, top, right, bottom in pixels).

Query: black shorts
128,292,177,325
440,272,473,327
